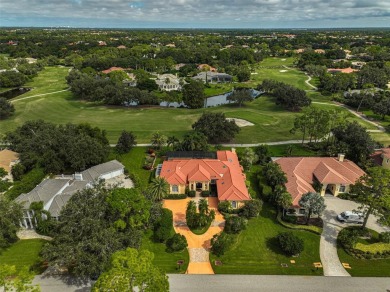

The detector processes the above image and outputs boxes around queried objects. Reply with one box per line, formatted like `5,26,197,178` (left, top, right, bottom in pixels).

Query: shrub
166,233,188,252
380,232,390,244
259,183,273,202
224,216,247,234
240,200,263,219
276,232,304,256
201,190,210,197
211,232,234,256
187,190,196,198
128,172,140,188
153,208,173,242
6,168,46,200
218,201,232,213
338,228,359,249
165,194,187,200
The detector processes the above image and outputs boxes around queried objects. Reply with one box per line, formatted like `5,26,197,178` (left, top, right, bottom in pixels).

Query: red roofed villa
275,154,365,212
101,67,127,74
158,150,251,208
371,148,390,169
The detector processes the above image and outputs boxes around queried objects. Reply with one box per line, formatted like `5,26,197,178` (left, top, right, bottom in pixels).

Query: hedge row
165,194,187,200
355,242,390,254
276,212,322,235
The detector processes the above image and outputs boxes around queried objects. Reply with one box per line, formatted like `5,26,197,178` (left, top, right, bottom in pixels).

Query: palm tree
276,192,293,218
151,132,167,150
147,177,169,201
167,136,179,150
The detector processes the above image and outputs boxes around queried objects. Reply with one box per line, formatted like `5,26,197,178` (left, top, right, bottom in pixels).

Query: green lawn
0,239,46,274
109,147,153,190
0,64,380,144
141,230,189,274
210,204,322,275
337,246,390,277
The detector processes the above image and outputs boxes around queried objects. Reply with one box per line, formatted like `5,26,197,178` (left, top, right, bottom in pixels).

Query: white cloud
0,0,389,27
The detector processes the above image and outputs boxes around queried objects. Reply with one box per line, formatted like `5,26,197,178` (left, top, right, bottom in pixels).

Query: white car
337,211,364,224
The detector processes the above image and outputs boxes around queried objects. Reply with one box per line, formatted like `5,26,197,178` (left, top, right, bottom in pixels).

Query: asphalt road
32,274,390,292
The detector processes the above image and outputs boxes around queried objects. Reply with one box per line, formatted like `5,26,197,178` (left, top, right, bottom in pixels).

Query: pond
0,87,31,99
159,88,263,108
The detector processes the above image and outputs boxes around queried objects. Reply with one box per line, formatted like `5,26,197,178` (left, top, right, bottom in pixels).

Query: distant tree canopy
0,197,23,248
259,79,311,111
0,71,29,88
192,112,240,143
67,70,158,106
227,89,253,107
6,120,110,173
0,97,15,120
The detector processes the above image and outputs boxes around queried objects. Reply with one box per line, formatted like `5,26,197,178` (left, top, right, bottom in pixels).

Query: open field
0,64,382,144
210,204,322,275
0,239,45,274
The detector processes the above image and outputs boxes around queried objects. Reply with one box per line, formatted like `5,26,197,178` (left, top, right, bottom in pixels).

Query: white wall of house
100,168,124,180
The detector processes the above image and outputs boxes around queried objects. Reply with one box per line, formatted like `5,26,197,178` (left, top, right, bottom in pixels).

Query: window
231,201,237,209
172,185,179,193
339,185,346,193
299,208,306,215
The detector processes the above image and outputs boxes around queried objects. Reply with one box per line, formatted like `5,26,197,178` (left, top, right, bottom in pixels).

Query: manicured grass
189,220,212,235
370,132,390,147
0,239,46,274
0,64,379,144
267,144,319,157
337,246,390,277
109,147,153,190
204,83,234,97
141,230,189,274
210,204,322,275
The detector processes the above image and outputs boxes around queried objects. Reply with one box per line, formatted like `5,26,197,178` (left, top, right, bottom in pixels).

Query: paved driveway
163,197,224,274
320,196,390,276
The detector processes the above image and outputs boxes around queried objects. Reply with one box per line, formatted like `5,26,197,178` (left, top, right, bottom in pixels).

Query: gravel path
17,229,53,241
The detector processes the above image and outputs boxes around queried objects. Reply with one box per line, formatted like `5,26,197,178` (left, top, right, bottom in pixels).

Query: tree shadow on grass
265,236,285,256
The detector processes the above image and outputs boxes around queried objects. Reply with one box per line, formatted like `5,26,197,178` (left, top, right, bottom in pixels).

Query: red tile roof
159,151,250,201
327,67,358,74
371,148,390,166
275,157,365,207
101,67,126,74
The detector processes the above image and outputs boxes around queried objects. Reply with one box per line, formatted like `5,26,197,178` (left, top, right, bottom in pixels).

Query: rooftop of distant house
327,67,358,74
371,148,390,166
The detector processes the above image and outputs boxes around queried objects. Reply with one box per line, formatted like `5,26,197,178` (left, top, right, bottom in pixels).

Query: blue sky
1,0,389,28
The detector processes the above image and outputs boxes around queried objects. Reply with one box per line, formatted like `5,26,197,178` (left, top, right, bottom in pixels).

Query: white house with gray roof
15,160,124,229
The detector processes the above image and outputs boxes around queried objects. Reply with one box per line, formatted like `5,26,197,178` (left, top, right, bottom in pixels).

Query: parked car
337,211,364,224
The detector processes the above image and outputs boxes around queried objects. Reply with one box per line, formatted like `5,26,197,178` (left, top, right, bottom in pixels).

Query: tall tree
182,80,205,109
0,97,15,120
276,192,293,218
332,121,376,166
263,163,287,192
116,130,137,154
178,131,209,151
240,147,258,171
92,248,169,292
167,136,179,150
227,89,253,107
0,197,23,248
298,192,326,225
351,167,390,229
192,112,240,143
147,177,170,202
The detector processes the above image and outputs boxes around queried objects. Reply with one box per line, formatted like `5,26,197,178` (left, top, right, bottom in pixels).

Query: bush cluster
224,216,247,234
166,233,188,252
210,232,235,257
276,232,304,256
153,208,173,243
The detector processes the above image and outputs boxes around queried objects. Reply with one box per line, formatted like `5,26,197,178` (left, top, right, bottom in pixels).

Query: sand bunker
226,118,254,127
281,59,286,61
279,70,288,72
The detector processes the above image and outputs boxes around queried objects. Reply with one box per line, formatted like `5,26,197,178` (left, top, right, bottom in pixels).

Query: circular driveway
320,196,390,276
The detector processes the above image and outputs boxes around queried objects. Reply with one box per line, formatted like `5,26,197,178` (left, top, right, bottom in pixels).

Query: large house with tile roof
371,148,390,169
275,154,365,212
158,150,250,208
15,160,124,229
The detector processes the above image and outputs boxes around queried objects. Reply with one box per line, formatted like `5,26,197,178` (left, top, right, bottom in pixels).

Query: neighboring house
371,148,390,169
117,45,127,49
327,67,358,74
351,61,366,69
15,160,125,229
314,49,325,54
192,72,232,83
157,150,251,208
155,74,183,91
197,64,217,72
275,154,365,214
101,67,127,74
0,149,19,181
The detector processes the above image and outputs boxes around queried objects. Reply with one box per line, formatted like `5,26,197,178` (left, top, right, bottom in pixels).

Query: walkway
320,196,390,277
17,229,53,241
11,88,70,103
163,197,224,274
